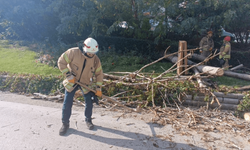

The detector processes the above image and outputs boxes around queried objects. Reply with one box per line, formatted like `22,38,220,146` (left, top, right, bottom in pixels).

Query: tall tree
0,0,59,41
219,0,250,46
48,0,96,43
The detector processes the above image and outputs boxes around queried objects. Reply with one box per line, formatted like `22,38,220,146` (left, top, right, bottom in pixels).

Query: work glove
95,90,102,97
66,72,76,83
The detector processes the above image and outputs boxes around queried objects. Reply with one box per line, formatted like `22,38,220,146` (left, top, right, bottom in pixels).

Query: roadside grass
0,41,61,75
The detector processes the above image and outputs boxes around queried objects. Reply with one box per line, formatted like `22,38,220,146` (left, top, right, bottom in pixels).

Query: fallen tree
189,53,250,81
166,54,224,76
224,70,250,81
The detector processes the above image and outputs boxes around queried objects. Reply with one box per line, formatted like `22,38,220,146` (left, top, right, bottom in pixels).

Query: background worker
219,36,231,70
199,31,214,59
57,37,103,136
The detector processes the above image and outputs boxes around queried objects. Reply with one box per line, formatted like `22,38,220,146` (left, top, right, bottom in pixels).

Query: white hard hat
83,38,99,54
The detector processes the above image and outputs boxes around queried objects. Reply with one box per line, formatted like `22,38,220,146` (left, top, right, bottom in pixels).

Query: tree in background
47,0,96,44
0,0,59,42
220,0,250,47
136,0,250,48
0,0,249,50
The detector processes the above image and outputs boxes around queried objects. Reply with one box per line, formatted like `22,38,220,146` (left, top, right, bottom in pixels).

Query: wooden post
177,41,188,75
177,41,183,75
183,41,188,75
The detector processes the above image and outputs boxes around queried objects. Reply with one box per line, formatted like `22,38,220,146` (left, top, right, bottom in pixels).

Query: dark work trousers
201,50,211,58
62,85,93,125
201,50,211,65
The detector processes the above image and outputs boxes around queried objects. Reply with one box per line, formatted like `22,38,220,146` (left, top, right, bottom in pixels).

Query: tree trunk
196,65,224,76
189,53,206,62
167,55,224,76
213,92,244,99
183,95,241,105
224,70,250,81
183,100,238,110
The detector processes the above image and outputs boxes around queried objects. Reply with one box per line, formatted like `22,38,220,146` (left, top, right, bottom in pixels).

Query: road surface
0,91,249,150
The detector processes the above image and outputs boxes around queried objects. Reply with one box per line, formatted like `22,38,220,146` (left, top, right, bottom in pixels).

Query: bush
0,73,64,95
95,36,159,59
237,94,250,112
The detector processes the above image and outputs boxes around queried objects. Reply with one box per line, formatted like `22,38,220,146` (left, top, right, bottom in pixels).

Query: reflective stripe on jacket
58,47,103,93
219,41,231,59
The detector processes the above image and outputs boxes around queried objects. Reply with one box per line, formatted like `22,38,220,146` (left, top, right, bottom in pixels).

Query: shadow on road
65,124,206,150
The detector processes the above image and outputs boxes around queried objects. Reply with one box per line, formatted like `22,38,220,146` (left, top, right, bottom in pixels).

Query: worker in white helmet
57,37,103,135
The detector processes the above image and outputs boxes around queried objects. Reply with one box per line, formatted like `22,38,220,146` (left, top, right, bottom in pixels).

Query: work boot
59,123,69,136
85,118,94,130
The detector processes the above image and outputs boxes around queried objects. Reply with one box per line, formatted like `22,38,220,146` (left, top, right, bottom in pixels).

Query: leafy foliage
0,0,59,41
237,94,250,112
0,73,64,95
0,0,250,59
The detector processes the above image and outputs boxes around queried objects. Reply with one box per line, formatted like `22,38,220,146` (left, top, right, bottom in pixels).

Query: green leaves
1,0,249,49
237,94,250,112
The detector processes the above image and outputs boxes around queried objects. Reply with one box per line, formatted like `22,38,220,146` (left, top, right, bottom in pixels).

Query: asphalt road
0,91,248,150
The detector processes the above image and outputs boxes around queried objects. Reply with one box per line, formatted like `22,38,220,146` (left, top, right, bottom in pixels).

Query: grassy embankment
0,40,61,75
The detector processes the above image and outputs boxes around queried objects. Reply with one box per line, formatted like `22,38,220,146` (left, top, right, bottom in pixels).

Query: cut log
244,112,250,122
213,92,244,99
196,65,224,76
221,98,240,105
183,95,240,105
167,55,224,76
171,92,244,100
183,100,238,110
224,70,250,81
